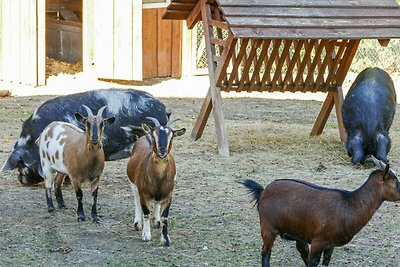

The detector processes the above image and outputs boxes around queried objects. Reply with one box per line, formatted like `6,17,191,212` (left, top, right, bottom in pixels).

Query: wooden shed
0,0,183,86
163,0,400,157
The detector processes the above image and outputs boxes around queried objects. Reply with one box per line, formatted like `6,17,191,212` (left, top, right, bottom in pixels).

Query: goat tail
239,179,264,209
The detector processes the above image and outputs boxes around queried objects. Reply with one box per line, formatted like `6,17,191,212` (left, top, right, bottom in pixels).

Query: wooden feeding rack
163,0,400,157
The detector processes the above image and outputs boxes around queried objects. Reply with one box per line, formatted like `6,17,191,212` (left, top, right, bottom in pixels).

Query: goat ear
105,117,116,126
75,112,86,124
141,123,152,134
383,163,391,180
173,128,186,137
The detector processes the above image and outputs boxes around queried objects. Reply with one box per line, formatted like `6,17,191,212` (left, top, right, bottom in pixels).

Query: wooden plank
20,0,37,84
334,87,346,142
132,0,143,80
184,0,203,29
310,92,335,136
226,17,400,28
336,40,360,86
171,20,183,78
282,40,305,89
163,10,191,20
201,1,229,156
142,8,158,78
248,39,270,91
222,7,400,18
218,0,398,7
294,40,316,87
226,39,249,90
238,39,261,92
94,0,114,78
0,1,2,80
215,35,236,86
158,9,173,77
37,0,46,85
271,39,292,87
191,88,212,140
304,40,327,87
324,40,348,86
229,27,400,39
259,39,281,91
314,40,337,89
209,19,229,30
9,0,20,83
113,0,133,79
83,0,95,72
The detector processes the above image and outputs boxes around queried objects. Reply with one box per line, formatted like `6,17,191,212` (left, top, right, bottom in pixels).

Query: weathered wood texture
165,0,400,38
46,19,82,63
0,0,45,86
143,8,183,79
164,0,400,156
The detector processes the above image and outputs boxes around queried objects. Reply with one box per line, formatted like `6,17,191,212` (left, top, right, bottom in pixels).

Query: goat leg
45,188,54,213
160,199,171,246
54,173,66,209
322,247,334,266
91,187,99,223
141,202,151,241
75,188,86,221
296,240,310,266
153,202,161,228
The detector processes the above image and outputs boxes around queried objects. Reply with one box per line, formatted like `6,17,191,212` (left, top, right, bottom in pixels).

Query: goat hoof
161,236,170,247
154,221,161,228
134,221,142,231
77,215,86,222
58,204,66,209
142,231,151,242
48,207,54,213
92,217,100,224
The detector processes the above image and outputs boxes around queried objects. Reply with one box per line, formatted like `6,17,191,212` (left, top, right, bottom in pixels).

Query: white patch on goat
17,135,31,147
142,217,151,241
153,202,161,226
40,124,68,187
31,108,40,120
129,182,143,230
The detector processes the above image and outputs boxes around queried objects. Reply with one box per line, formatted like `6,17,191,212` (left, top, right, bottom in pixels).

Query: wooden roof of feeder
163,0,400,157
164,0,400,40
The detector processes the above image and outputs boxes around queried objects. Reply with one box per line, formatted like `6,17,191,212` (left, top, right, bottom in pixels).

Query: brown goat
241,157,400,267
126,117,185,246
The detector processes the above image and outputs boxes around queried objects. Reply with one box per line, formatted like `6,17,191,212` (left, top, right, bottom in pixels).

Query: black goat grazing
241,156,400,267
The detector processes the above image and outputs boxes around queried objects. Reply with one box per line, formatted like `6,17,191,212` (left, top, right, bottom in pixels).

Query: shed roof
163,0,400,39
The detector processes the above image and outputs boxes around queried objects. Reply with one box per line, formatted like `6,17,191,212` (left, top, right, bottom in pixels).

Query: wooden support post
191,88,212,140
310,91,335,137
334,86,346,142
192,0,229,157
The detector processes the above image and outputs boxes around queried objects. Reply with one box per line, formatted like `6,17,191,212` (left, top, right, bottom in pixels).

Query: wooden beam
310,92,335,137
200,1,230,157
334,86,346,142
378,39,390,47
191,88,212,140
186,0,203,29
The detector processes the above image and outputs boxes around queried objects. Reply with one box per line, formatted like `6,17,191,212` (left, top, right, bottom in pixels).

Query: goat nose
91,138,99,145
158,149,167,158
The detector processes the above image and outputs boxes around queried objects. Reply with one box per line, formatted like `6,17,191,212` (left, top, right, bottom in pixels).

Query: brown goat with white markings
126,117,185,246
38,105,115,222
241,156,400,267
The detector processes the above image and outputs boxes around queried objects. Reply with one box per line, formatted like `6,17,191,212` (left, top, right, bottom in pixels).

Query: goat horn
82,104,93,116
166,118,180,128
97,105,107,117
146,117,161,127
371,155,386,170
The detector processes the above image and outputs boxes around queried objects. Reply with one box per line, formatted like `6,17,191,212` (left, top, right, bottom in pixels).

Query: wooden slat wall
0,0,45,86
93,0,142,80
142,8,182,79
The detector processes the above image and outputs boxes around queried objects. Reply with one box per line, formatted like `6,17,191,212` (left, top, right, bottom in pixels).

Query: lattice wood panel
204,16,358,93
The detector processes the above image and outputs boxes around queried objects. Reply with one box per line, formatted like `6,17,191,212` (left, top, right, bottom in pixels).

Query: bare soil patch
0,95,399,266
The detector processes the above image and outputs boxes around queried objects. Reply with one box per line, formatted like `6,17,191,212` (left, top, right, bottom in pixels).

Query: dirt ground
0,91,400,267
